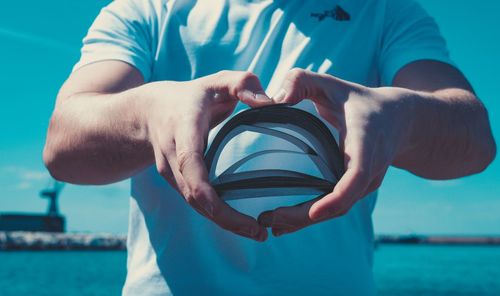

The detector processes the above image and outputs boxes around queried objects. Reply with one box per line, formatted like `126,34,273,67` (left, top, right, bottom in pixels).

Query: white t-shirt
74,0,452,295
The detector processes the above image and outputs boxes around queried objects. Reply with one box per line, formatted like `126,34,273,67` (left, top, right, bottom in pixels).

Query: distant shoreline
0,231,126,251
1,232,499,251
376,235,500,246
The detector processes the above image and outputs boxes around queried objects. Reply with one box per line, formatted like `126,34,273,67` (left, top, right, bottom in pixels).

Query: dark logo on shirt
311,5,351,22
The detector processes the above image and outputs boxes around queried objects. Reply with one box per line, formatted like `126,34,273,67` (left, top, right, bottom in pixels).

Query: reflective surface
1,246,500,295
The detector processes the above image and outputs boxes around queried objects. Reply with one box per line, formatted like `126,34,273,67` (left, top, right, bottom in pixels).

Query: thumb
207,71,272,107
272,68,351,107
308,167,370,221
234,73,273,108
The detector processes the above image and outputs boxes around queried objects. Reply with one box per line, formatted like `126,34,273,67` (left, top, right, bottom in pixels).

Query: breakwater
0,232,126,251
1,232,499,251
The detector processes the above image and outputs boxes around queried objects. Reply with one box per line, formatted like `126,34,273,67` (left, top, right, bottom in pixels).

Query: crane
0,178,66,232
39,180,65,216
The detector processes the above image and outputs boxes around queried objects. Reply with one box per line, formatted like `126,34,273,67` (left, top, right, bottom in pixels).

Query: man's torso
125,0,383,295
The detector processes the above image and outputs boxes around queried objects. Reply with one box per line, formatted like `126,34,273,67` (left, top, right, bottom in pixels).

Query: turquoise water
0,251,125,295
0,245,499,295
374,245,500,295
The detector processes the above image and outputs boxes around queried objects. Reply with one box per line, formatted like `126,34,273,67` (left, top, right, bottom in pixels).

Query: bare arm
44,60,273,241
258,61,496,236
391,60,496,178
44,61,151,184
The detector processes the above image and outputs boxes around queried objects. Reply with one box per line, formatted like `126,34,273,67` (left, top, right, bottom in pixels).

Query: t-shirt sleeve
72,0,157,82
379,0,454,86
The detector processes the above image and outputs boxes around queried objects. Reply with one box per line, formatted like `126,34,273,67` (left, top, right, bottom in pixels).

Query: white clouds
0,27,75,53
16,181,33,190
1,166,50,190
112,180,130,190
20,170,48,181
427,179,463,187
94,180,131,198
1,165,130,195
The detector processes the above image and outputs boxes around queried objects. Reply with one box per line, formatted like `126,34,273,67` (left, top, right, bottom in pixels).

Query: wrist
125,83,160,162
389,88,427,164
392,87,445,167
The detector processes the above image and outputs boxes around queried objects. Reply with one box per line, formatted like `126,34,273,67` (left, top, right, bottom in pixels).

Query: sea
0,245,499,295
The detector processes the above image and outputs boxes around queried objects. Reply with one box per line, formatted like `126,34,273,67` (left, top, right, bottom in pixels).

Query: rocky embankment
1,232,499,250
0,231,126,250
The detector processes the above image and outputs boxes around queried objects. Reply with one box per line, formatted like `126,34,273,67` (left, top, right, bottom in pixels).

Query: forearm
43,86,154,185
394,88,496,179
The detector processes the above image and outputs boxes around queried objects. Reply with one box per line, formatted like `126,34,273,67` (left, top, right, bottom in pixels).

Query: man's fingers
153,138,185,194
213,195,268,241
272,68,317,105
257,169,369,237
174,118,216,215
174,123,267,241
176,147,267,241
307,126,373,220
272,68,352,107
236,79,272,107
208,71,272,107
309,167,371,221
257,167,373,236
177,150,267,241
154,148,176,188
228,71,270,105
258,196,326,236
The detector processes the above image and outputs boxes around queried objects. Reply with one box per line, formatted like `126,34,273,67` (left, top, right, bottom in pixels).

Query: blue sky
0,0,499,235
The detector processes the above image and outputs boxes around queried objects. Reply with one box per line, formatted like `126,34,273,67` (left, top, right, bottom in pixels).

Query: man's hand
143,71,272,241
44,62,273,242
258,69,410,236
258,66,495,236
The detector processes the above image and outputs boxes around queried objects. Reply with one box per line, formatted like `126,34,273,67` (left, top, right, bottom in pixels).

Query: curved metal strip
218,149,336,182
204,105,344,200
